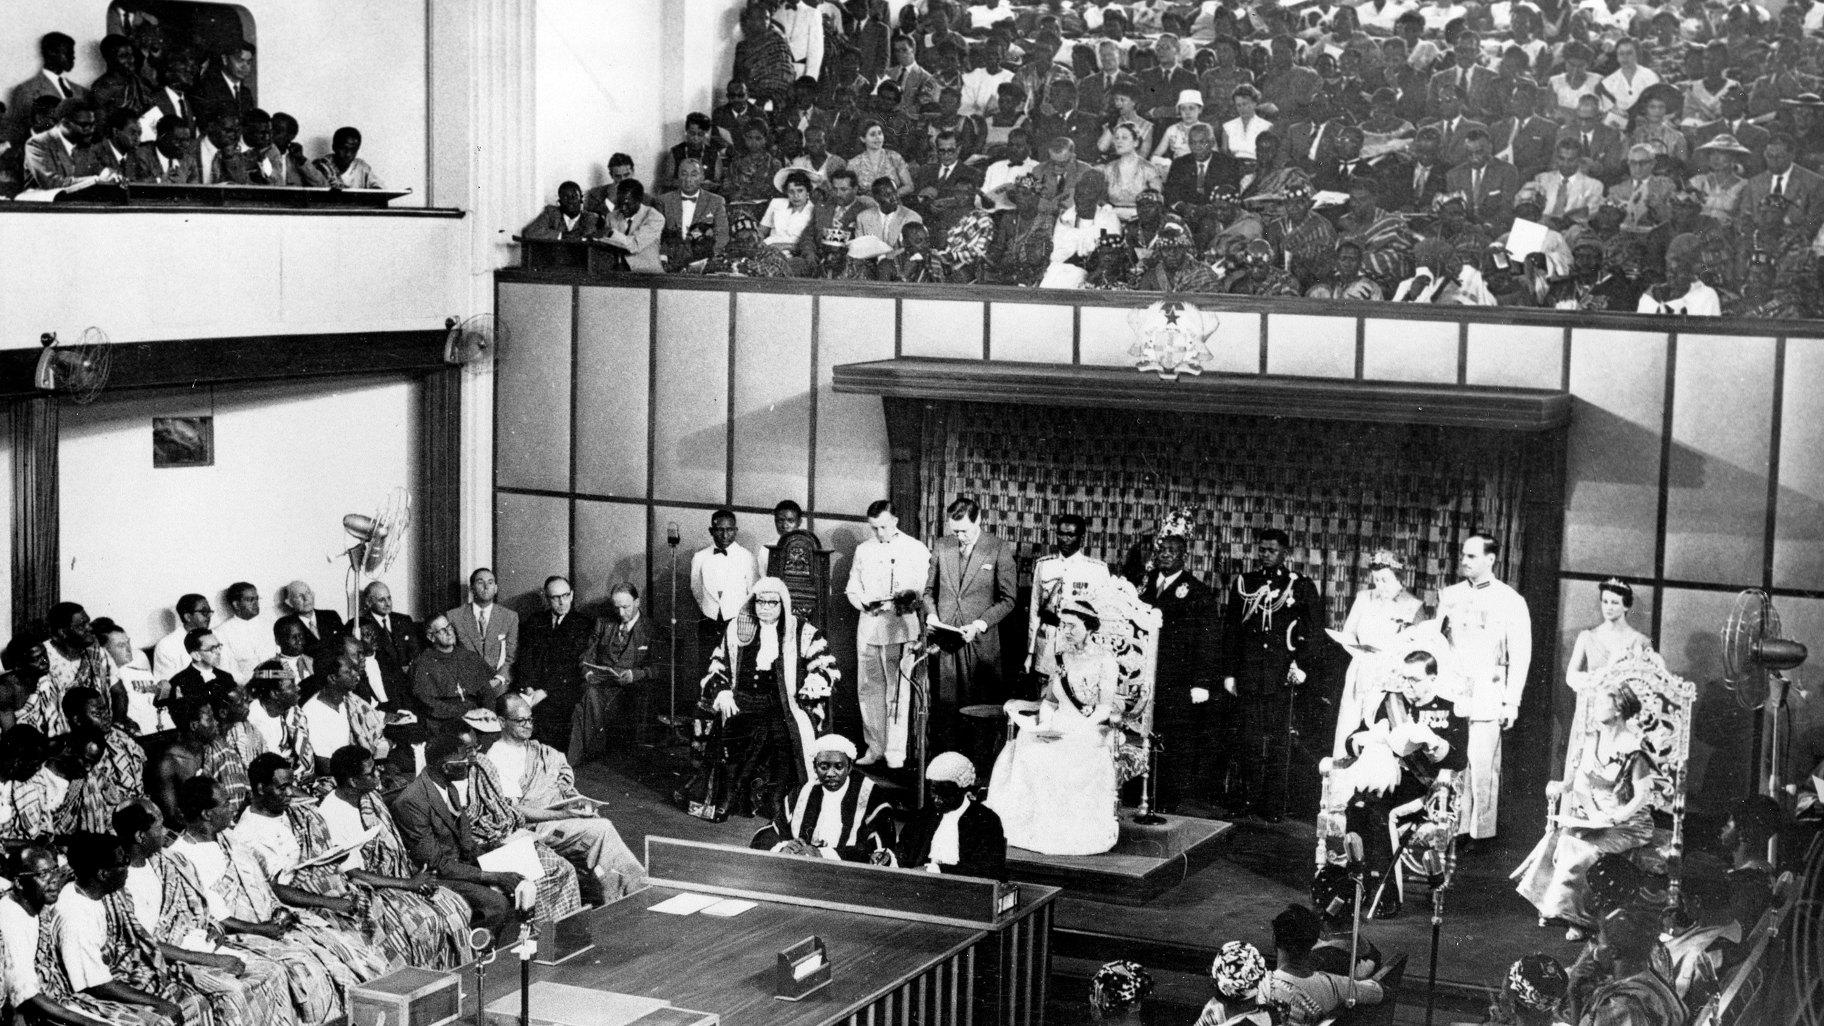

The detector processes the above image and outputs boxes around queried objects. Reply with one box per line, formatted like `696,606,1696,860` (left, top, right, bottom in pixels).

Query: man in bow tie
1436,532,1531,845
691,509,758,663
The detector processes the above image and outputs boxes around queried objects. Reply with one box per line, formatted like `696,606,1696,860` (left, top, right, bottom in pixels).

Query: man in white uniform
690,509,759,660
845,499,931,766
1436,531,1532,843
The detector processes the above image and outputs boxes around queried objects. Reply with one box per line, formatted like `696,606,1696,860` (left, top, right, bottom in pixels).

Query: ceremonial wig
1089,960,1153,1018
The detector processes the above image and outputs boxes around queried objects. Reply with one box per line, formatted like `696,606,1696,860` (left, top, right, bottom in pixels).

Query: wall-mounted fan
1721,588,1809,800
35,328,113,404
443,314,508,366
329,488,412,619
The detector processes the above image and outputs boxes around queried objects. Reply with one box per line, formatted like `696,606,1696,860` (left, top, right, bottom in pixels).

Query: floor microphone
667,521,680,547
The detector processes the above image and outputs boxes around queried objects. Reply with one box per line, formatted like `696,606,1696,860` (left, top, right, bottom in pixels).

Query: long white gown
1331,588,1426,757
986,646,1121,856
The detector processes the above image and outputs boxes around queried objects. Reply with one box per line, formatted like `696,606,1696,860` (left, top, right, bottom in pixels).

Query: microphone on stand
1423,847,1450,890
667,521,680,548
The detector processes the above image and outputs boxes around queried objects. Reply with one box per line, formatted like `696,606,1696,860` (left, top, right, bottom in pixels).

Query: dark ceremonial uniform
1343,688,1467,907
1140,567,1223,813
1220,564,1321,817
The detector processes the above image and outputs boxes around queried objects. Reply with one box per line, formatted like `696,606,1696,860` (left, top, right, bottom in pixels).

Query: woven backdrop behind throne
915,402,1539,623
908,398,1563,825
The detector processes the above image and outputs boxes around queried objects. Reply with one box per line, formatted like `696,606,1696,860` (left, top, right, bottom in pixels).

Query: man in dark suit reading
389,730,523,942
922,496,1018,754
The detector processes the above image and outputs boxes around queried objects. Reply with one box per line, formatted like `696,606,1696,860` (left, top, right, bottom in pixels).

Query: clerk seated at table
751,734,895,864
895,751,1007,879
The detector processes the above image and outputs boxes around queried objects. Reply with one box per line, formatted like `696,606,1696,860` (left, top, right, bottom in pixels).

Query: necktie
56,77,70,98
1472,168,1483,197
1550,174,1570,217
448,784,467,812
1773,174,1786,197
1415,164,1427,191
478,607,489,636
940,164,950,182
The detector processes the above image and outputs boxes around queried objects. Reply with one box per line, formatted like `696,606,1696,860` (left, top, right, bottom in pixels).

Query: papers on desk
646,893,757,917
647,892,721,915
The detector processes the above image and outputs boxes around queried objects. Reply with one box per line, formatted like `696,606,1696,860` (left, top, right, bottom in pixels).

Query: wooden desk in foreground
470,838,1059,1026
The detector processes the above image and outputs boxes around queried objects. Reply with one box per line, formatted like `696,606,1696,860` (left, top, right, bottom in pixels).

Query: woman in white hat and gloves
896,751,1007,879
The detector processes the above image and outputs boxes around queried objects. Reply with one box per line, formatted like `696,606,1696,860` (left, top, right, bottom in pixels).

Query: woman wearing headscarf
1196,942,1272,1026
1090,960,1153,1024
700,577,838,820
895,751,1006,878
1490,953,1572,1026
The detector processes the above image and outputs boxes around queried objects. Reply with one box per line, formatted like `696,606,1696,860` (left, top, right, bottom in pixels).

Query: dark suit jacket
89,141,150,181
189,70,254,123
362,611,422,698
521,205,606,241
909,159,985,236
284,609,346,644
1076,71,1139,116
1026,109,1103,165
1558,123,1627,184
1140,570,1221,713
517,611,598,707
1136,66,1200,119
895,799,1007,880
581,615,659,687
1378,155,1448,212
1739,164,1824,234
5,73,85,143
134,143,201,184
1421,116,1489,168
850,18,892,82
1428,64,1502,120
1445,158,1523,226
1163,152,1243,211
168,665,235,705
1488,114,1561,179
390,772,493,882
923,532,1018,665
147,87,196,133
658,189,731,259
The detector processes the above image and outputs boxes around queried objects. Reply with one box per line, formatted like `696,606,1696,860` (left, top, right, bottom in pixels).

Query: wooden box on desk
348,965,463,1026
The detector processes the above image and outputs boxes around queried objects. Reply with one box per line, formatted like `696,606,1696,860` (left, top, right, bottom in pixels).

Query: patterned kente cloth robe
53,728,149,835
36,890,208,1026
467,758,583,921
339,791,474,969
21,645,111,736
493,741,646,901
1266,210,1338,283
277,803,470,970
167,833,387,1026
201,723,264,817
148,851,299,1026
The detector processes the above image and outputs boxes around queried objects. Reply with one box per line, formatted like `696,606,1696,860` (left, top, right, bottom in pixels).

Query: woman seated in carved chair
1513,683,1659,940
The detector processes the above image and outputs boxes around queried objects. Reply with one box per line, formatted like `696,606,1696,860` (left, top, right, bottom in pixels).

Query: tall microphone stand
1423,846,1452,1026
657,522,684,748
1133,734,1165,824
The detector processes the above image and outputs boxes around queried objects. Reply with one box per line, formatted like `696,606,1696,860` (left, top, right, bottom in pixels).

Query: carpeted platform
1005,815,1233,904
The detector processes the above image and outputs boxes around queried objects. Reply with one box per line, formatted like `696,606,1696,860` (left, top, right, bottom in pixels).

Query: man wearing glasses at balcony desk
412,614,504,736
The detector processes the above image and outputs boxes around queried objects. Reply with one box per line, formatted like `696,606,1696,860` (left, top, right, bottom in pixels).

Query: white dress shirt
691,541,758,621
773,3,826,79
960,67,1014,117
51,885,114,992
302,695,353,756
979,157,1039,211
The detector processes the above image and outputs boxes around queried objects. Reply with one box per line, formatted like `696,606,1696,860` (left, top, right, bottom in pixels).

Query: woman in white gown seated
1512,684,1657,939
987,600,1120,856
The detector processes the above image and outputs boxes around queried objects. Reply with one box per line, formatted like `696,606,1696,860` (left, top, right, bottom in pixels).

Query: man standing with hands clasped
846,500,930,767
1436,531,1531,846
922,497,1018,755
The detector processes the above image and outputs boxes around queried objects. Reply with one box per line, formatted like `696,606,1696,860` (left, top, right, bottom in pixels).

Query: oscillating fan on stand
1719,589,1809,797
35,328,114,404
329,488,413,621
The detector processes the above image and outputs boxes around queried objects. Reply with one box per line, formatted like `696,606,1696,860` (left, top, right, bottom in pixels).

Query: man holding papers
922,496,1019,755
483,693,645,905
